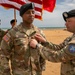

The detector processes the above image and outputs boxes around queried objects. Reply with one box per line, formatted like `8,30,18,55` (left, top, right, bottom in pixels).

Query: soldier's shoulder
7,26,18,37
0,29,5,33
9,24,21,32
65,42,75,57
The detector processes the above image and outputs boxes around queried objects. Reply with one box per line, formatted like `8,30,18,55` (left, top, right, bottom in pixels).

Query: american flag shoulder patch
3,33,10,42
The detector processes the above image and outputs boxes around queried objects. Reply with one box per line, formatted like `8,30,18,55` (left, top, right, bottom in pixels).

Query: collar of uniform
19,22,35,36
22,22,34,29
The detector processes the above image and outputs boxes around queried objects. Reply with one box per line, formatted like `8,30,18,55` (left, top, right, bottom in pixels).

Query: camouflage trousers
12,68,42,75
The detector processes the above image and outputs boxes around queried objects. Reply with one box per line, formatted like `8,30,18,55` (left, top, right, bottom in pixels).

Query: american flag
0,0,26,10
0,0,56,20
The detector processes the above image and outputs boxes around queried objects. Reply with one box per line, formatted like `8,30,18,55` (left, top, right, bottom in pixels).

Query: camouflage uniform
0,29,6,45
37,34,75,75
1,22,46,75
0,29,10,75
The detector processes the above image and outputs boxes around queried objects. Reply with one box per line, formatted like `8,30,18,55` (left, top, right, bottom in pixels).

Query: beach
41,29,72,75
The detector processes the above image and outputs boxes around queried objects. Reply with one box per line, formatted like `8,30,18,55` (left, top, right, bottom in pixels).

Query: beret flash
62,9,75,21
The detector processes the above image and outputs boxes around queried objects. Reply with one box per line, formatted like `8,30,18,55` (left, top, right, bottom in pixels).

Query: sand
41,29,72,75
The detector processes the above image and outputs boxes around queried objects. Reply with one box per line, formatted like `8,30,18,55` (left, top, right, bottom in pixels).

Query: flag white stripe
35,11,41,16
34,3,42,9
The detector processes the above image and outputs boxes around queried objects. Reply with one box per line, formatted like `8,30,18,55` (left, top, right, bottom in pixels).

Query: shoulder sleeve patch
68,44,75,53
3,33,10,42
64,44,75,56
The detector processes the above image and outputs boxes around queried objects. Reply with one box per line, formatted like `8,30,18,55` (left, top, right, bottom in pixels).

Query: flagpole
0,19,1,25
14,9,17,25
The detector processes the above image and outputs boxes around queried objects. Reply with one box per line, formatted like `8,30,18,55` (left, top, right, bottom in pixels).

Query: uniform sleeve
0,32,13,75
0,29,6,45
42,36,72,51
39,29,64,50
37,43,75,63
39,29,47,40
1,33,13,58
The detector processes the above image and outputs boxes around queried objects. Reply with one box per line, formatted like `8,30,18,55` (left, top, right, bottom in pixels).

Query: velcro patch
69,45,75,53
3,33,10,42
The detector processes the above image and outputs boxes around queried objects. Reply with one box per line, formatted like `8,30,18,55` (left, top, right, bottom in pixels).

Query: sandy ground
41,29,72,75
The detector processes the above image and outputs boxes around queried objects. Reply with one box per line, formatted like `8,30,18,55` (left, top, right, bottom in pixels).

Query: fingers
31,33,41,39
34,33,42,39
35,33,42,37
29,39,38,48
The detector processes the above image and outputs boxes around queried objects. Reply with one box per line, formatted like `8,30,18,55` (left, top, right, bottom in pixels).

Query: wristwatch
36,43,43,49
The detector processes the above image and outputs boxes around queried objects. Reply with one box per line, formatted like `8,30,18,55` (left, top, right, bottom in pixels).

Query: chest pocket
14,34,29,55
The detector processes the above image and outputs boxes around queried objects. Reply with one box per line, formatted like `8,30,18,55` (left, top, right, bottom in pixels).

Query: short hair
10,19,17,24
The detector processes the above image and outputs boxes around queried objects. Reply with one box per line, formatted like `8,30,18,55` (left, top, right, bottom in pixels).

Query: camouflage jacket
1,23,46,75
38,34,75,75
0,29,6,45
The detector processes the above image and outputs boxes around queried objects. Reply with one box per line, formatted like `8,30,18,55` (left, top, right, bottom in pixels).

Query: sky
0,0,75,28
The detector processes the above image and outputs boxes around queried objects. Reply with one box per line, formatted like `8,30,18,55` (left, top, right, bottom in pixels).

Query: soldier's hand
30,39,38,48
34,33,46,43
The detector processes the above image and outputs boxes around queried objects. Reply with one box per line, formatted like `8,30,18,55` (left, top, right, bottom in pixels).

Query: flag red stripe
1,4,19,10
29,0,42,4
35,7,42,12
9,0,26,5
35,15,42,20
